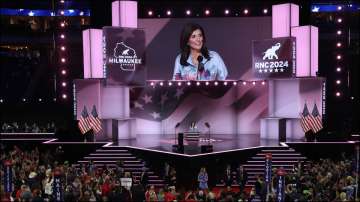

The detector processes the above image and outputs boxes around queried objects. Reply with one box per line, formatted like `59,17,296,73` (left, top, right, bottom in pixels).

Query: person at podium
172,23,228,81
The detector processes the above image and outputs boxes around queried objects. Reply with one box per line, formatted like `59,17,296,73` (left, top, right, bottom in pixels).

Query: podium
184,131,200,145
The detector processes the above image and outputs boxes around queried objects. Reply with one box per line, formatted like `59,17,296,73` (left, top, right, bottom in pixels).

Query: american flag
311,103,323,133
78,106,92,134
89,105,102,134
300,103,312,133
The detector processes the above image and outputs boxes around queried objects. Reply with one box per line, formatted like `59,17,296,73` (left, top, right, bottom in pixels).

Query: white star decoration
134,101,144,110
142,94,152,104
175,88,184,99
264,69,268,73
150,112,160,119
269,69,273,73
280,68,284,72
259,69,263,73
275,68,279,72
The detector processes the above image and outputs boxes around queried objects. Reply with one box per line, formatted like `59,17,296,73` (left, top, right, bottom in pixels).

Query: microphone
197,55,204,73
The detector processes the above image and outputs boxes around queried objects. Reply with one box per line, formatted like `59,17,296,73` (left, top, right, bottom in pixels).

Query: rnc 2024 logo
254,42,289,73
108,42,142,71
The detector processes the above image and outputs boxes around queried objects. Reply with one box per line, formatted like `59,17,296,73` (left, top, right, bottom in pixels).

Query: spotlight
53,98,57,101
336,67,341,72
252,81,256,85
60,22,65,27
336,92,341,97
60,10,64,15
62,82,67,87
168,82,172,86
0,99,3,103
205,9,210,15
166,10,172,16
187,81,191,86
336,80,341,84
223,81,228,86
337,18,342,23
150,82,154,86
350,96,354,100
38,98,42,102
22,98,26,102
160,82,163,86
177,82,182,86
242,81,247,85
61,69,67,75
214,81,218,86
62,94,67,99
337,30,342,35
336,42,342,47
60,0,65,3
196,81,200,86
337,6,342,10
205,81,209,86
60,34,65,39
243,9,249,14
61,58,66,63
186,10,191,15
261,81,266,85
148,10,153,16
233,81,237,85
224,9,230,15
336,55,342,60
263,9,268,14
60,46,66,51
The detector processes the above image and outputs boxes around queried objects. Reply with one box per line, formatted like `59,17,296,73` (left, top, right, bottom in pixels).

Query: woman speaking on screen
172,23,228,81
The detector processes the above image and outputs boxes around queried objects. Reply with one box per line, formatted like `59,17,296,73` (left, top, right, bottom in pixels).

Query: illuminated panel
112,1,137,28
82,29,104,78
272,3,299,37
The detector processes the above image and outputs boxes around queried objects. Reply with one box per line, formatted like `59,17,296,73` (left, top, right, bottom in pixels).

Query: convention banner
103,26,146,86
276,168,286,202
4,160,12,193
53,169,63,202
252,37,296,78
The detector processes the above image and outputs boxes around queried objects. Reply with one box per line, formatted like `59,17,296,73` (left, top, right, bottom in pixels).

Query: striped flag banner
300,103,312,133
78,106,92,134
89,105,102,134
311,103,323,133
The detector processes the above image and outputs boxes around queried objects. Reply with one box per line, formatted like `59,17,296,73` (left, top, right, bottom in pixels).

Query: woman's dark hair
180,23,210,66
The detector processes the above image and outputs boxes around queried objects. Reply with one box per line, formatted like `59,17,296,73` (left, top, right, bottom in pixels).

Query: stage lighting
263,9,268,14
196,81,200,86
0,99,3,103
60,46,66,51
336,92,341,97
336,80,341,84
187,81,191,86
242,81,247,85
224,81,228,86
60,0,65,3
60,10,64,15
243,9,249,15
224,9,230,15
60,34,65,39
61,69,67,75
186,10,191,15
148,10,153,16
38,98,42,102
62,82,67,87
150,82,154,86
261,81,266,85
214,81,218,86
337,6,342,10
233,81,237,85
166,10,172,16
168,82,172,86
61,58,66,63
60,22,65,27
205,9,210,15
337,18,342,23
160,82,164,86
336,67,341,72
177,82,182,86
337,30,342,35
252,81,256,85
336,42,342,47
336,55,342,60
62,94,67,99
22,98,26,102
205,81,209,86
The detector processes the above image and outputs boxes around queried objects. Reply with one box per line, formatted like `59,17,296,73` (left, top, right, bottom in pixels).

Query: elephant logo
263,43,281,60
114,42,136,58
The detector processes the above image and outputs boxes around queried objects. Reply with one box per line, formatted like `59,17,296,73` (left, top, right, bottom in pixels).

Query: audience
1,121,56,133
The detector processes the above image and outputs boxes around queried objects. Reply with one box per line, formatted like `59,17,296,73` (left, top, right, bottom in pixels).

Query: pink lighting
336,92,341,97
336,67,341,72
60,0,64,3
112,1,138,27
205,81,209,86
214,81,218,86
168,82,172,86
186,10,191,15
60,46,66,51
242,81,247,85
60,22,65,27
243,9,249,14
60,34,65,39
337,30,342,35
196,82,200,86
60,10,64,15
160,82,163,86
62,94,67,99
224,9,230,15
336,80,341,84
336,42,342,47
166,10,172,16
61,58,66,63
61,69,66,75
148,10,153,16
263,9,268,14
337,18,342,23
205,9,210,15
223,81,228,86
261,81,266,85
233,81,237,86
336,55,342,60
252,81,256,85
62,82,67,87
187,81,191,86
150,82,154,86
177,82,182,86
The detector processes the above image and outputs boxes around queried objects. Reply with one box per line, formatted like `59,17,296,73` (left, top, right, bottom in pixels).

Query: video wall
138,17,272,80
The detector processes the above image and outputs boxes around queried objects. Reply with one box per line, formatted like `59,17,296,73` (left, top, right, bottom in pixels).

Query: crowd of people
1,121,56,133
0,143,358,202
